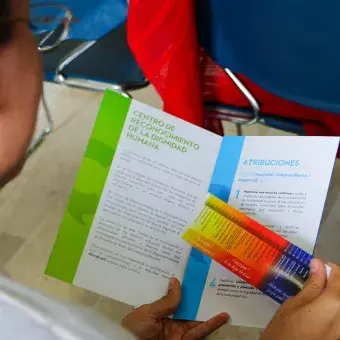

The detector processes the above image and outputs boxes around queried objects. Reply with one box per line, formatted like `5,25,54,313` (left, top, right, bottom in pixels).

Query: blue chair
30,1,147,93
31,0,127,42
196,0,340,134
28,1,148,153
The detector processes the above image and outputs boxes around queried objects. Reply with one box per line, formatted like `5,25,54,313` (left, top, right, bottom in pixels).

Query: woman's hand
261,259,340,340
122,277,229,340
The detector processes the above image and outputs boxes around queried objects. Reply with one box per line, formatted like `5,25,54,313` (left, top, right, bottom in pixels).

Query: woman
1,1,340,339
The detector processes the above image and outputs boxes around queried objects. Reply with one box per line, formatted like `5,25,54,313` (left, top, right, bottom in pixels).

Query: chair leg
26,89,54,156
55,41,97,84
55,41,147,95
235,123,243,136
41,88,54,134
224,69,261,127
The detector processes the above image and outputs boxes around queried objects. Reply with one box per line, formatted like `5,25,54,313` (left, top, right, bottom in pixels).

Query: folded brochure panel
183,194,330,304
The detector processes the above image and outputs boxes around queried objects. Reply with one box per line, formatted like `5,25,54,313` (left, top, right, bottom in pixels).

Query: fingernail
310,259,319,274
168,277,176,291
220,312,230,323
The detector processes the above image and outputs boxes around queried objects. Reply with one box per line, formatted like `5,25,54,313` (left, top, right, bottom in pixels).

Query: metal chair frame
28,3,73,155
54,40,133,97
205,68,283,136
28,1,147,155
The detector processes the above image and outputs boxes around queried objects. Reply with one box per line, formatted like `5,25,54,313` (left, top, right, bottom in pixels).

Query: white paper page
196,137,338,328
74,100,222,306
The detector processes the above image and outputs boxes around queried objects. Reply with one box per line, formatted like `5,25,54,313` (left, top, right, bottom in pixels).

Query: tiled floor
0,83,339,340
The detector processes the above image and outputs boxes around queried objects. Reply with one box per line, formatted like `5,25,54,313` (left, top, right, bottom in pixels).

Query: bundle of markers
183,194,319,304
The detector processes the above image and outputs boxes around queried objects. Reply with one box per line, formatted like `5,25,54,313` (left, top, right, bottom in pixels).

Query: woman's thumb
295,258,327,305
148,277,181,317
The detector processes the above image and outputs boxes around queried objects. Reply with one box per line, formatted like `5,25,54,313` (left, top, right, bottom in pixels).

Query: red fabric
127,0,203,127
128,0,340,141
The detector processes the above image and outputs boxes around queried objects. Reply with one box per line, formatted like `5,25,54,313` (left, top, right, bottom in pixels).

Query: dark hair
0,0,12,44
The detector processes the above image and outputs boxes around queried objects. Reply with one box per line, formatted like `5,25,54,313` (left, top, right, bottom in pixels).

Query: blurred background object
28,0,148,154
